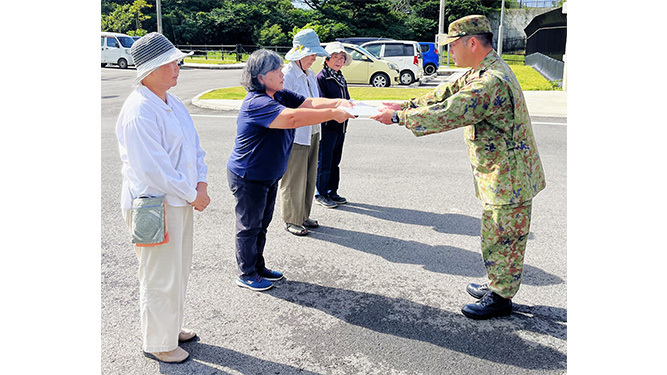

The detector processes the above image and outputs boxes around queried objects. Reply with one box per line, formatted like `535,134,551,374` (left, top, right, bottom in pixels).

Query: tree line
101,0,521,46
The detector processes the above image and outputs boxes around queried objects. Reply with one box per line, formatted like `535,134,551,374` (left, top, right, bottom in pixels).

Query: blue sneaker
258,268,284,281
236,275,273,291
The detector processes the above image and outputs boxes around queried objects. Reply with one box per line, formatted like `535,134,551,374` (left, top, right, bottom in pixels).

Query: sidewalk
184,63,567,118
192,91,567,118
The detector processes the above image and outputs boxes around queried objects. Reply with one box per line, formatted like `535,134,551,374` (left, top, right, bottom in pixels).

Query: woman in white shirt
279,29,330,236
116,33,210,364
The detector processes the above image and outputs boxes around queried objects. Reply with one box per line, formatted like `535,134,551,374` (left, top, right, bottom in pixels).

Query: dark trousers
316,132,345,197
227,168,279,277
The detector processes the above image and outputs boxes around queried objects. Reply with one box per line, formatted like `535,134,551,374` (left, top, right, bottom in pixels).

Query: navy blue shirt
227,90,306,181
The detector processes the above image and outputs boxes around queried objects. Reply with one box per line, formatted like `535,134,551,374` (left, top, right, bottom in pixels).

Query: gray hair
241,49,284,92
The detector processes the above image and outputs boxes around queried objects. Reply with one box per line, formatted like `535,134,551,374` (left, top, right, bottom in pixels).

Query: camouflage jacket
396,50,546,205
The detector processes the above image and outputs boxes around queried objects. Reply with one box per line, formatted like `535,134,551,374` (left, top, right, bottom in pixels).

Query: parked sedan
313,43,400,88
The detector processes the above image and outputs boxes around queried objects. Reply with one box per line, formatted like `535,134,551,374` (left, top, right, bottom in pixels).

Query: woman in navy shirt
227,49,354,291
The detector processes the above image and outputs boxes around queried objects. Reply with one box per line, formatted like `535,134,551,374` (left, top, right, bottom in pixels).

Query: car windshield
354,46,376,59
117,36,135,48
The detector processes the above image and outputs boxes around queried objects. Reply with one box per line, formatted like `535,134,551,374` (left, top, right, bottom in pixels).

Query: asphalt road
101,66,567,374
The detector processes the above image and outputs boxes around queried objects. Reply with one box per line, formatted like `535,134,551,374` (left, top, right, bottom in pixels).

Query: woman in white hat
315,42,353,209
116,32,210,363
280,29,330,236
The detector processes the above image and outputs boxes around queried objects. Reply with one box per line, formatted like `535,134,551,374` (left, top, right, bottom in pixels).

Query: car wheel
118,58,128,69
399,70,414,85
101,63,107,68
370,73,390,88
424,63,437,75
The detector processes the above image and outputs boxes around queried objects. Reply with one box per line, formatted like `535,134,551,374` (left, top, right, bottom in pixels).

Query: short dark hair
471,32,493,47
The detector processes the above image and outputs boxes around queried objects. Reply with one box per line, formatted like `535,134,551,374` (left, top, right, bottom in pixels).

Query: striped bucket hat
130,32,193,87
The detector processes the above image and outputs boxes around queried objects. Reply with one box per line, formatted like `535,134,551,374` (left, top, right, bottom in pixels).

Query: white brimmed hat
130,32,193,87
324,42,352,66
285,29,329,61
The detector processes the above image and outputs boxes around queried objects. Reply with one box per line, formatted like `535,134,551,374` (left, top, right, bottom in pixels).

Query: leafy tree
259,23,291,46
101,0,500,46
101,0,152,35
444,0,490,24
289,22,351,43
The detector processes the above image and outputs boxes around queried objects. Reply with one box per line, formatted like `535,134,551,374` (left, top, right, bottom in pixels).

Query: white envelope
341,102,380,117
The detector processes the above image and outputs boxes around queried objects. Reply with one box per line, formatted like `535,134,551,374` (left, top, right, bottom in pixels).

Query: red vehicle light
413,56,418,65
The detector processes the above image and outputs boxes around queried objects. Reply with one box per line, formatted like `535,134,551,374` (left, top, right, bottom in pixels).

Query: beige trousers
280,133,319,225
125,205,193,353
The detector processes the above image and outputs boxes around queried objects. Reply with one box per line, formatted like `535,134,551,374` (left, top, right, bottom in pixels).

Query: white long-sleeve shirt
282,61,320,146
116,85,208,210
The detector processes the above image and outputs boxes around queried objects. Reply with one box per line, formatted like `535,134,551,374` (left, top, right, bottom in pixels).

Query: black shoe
330,194,347,204
461,291,512,320
466,283,490,299
316,195,338,208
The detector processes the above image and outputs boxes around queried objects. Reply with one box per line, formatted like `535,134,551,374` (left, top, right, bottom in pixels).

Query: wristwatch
391,111,400,124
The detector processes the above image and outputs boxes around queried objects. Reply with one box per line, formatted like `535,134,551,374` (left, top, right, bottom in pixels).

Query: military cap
441,15,493,45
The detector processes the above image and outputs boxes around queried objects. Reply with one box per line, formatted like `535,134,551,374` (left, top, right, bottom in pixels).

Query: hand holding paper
380,102,402,111
370,108,395,124
337,99,355,108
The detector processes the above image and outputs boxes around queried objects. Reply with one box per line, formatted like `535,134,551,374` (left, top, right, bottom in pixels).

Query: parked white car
101,32,135,69
360,40,424,85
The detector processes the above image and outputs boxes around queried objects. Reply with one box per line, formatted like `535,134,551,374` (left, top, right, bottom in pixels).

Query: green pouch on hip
131,195,169,246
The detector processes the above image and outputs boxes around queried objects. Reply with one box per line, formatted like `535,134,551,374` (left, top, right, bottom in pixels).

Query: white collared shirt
282,61,321,145
116,85,208,210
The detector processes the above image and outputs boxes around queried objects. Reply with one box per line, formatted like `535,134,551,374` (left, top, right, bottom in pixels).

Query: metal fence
176,44,292,62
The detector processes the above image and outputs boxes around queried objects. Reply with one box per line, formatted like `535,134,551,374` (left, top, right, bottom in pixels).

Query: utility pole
156,0,162,34
497,0,505,56
438,0,449,67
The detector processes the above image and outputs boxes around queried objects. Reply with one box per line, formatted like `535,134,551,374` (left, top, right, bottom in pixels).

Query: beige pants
125,205,193,353
280,133,319,225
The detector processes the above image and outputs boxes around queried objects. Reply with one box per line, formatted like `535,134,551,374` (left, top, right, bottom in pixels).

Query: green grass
199,58,559,100
184,51,252,64
199,86,248,100
184,56,243,65
510,65,561,91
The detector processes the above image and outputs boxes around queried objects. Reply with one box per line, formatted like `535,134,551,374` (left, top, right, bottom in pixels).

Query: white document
341,102,381,117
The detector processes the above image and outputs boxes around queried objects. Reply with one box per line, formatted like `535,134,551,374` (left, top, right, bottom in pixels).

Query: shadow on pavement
269,281,567,371
342,202,482,236
309,224,563,286
157,341,324,375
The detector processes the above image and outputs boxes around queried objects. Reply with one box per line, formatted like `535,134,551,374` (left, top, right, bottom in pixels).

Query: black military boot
461,291,512,320
466,282,490,299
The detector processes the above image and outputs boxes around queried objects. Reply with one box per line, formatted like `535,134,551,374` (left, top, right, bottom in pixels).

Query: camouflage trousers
481,200,532,299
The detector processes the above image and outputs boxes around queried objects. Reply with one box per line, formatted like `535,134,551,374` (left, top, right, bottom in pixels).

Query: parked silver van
361,40,424,85
101,32,135,69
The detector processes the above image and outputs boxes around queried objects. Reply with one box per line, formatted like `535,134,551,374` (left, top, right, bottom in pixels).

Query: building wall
487,8,554,52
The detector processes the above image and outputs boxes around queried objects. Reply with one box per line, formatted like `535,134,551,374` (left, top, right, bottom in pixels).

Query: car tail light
435,47,438,55
413,56,418,65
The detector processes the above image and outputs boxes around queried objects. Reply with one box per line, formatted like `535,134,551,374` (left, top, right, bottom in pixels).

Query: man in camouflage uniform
371,15,546,320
